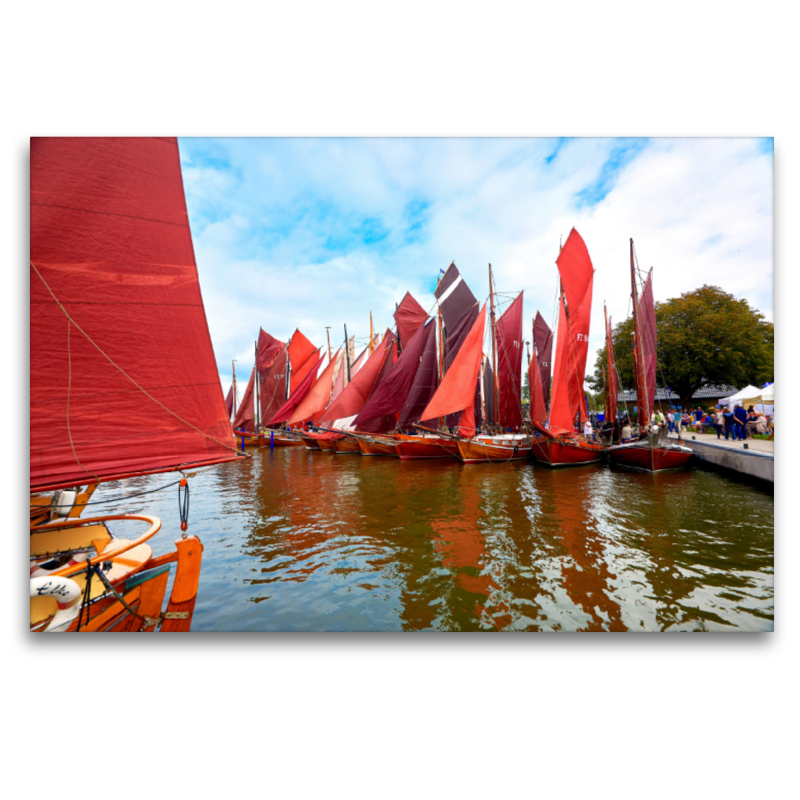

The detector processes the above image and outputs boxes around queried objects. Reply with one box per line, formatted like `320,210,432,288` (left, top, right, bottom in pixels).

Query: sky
178,137,773,394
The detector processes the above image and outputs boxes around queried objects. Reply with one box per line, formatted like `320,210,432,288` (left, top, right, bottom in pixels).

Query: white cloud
181,137,773,390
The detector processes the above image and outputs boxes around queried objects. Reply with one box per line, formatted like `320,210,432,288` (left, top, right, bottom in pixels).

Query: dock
668,433,773,485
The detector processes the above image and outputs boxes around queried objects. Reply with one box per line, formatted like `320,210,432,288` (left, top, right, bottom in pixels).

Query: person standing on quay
734,402,748,440
723,406,738,440
714,406,725,439
674,410,683,440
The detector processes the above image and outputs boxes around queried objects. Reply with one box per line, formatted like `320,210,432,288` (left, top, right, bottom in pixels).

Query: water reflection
95,449,773,631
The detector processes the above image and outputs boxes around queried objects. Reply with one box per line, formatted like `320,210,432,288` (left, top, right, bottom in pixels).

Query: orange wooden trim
135,569,170,632
168,536,204,605
146,550,179,569
77,586,142,632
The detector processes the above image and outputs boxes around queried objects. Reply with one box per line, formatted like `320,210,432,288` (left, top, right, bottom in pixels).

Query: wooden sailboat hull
357,436,400,457
332,437,362,454
456,436,532,464
395,434,460,460
607,442,693,472
531,432,605,467
302,437,322,450
262,433,305,447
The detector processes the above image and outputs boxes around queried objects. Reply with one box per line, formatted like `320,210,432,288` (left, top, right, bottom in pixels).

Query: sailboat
30,137,244,632
606,240,693,472
530,229,605,467
455,267,531,463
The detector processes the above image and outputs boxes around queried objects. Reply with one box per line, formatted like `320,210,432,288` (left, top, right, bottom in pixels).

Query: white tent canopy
720,384,774,415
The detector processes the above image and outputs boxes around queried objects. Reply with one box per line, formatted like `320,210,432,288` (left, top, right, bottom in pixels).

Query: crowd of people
583,402,773,444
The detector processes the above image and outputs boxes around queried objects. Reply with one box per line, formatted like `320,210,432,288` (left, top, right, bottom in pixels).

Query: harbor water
100,448,774,632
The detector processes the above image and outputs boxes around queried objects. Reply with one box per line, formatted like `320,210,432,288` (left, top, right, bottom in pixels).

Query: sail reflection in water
95,450,773,631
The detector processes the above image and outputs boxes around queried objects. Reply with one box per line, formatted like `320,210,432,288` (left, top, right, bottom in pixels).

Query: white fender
50,488,78,521
30,575,83,632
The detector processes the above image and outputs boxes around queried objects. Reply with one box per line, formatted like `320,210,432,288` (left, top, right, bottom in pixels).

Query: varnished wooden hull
358,436,400,457
531,433,605,467
456,436,532,464
316,438,338,452
607,443,693,472
302,437,322,450
395,434,460,460
332,437,362,454
264,433,305,447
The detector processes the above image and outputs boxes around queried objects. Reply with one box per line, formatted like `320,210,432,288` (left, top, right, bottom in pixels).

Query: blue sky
178,137,773,391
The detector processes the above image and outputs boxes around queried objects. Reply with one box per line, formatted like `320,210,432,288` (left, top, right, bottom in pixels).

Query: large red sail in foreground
30,137,240,491
394,292,428,349
496,292,524,428
421,305,486,425
232,369,256,432
549,229,594,433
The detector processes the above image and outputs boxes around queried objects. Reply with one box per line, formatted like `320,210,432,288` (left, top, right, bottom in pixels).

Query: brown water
100,447,774,631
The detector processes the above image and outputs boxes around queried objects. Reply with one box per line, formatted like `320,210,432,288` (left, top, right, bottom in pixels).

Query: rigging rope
31,259,242,457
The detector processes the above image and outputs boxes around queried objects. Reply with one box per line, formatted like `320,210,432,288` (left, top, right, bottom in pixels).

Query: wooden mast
232,359,238,416
369,313,374,354
254,340,260,430
603,302,609,420
344,324,351,384
325,327,332,361
488,263,499,428
437,269,445,430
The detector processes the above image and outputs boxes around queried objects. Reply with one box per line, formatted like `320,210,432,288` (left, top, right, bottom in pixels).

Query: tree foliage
588,285,773,408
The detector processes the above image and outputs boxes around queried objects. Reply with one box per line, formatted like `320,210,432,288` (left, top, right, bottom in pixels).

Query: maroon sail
355,338,399,433
533,311,553,406
496,292,524,428
482,360,495,426
225,385,234,418
399,320,440,429
605,314,619,421
30,137,240,491
260,343,290,423
232,369,256,432
394,292,428,349
256,328,284,373
637,271,657,423
355,317,432,430
436,262,480,369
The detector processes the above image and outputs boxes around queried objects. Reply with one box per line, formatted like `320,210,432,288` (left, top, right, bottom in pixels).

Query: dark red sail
394,292,428,349
225,385,234,418
256,328,284,372
260,343,290,423
30,137,240,491
355,317,433,430
637,271,657,423
269,354,324,425
399,321,440,429
435,262,480,369
533,311,553,406
496,292,524,428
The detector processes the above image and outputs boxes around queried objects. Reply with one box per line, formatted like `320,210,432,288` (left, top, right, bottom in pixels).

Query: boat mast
232,359,238,415
254,340,260,429
369,312,374,355
488,263,499,428
344,324,351,384
437,268,446,430
603,302,609,419
325,327,332,361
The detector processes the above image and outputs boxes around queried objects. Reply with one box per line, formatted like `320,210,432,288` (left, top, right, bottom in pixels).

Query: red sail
256,328,284,372
232,369,256,432
355,317,433,429
637,271,657,423
496,292,524,428
605,315,619,421
319,331,396,424
291,347,322,393
260,342,290,423
356,338,399,433
287,349,342,426
533,311,553,406
421,305,487,422
436,262,480,369
529,349,548,426
549,229,594,433
399,321,440,429
394,291,428,349
269,354,324,425
288,330,317,394
225,385,234,418
30,137,240,491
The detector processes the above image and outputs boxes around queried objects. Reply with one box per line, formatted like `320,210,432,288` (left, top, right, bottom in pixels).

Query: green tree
522,368,530,403
588,285,773,409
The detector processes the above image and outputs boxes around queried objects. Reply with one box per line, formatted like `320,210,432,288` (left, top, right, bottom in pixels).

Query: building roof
617,384,740,403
